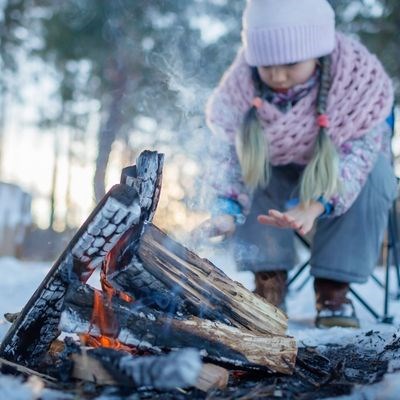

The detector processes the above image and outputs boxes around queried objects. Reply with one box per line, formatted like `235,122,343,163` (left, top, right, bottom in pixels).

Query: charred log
0,184,141,367
0,151,165,368
60,284,297,374
137,222,287,336
106,255,190,314
102,151,166,301
120,150,164,222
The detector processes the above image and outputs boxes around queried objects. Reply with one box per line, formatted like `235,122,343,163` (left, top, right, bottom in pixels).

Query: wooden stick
0,357,57,383
196,363,229,391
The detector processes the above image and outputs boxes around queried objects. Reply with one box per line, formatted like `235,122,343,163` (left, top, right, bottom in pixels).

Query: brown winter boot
254,271,287,310
314,278,360,328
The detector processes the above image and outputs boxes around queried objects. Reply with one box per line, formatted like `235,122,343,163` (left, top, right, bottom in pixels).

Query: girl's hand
257,201,324,236
190,214,236,244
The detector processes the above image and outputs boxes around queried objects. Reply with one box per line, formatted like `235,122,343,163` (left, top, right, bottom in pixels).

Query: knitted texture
242,0,335,66
206,33,394,166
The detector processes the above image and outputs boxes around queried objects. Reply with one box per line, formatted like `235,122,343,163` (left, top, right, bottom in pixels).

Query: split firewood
196,363,229,391
60,284,297,373
136,222,287,336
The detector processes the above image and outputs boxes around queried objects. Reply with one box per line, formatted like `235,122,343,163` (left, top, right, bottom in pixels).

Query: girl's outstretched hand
190,214,236,244
257,201,324,236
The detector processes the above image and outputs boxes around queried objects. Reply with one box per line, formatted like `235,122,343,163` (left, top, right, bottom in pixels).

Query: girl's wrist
314,196,333,218
309,200,325,217
211,197,246,225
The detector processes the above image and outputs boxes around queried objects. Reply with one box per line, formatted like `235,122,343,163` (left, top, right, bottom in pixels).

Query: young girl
200,0,396,328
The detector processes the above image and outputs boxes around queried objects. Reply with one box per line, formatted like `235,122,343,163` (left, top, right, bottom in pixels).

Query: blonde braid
300,55,339,203
236,68,270,188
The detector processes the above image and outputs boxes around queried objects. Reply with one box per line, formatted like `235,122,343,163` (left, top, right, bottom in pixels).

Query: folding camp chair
287,212,400,323
287,109,400,324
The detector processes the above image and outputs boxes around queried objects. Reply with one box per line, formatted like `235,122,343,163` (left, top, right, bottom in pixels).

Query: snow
0,258,50,340
0,248,400,399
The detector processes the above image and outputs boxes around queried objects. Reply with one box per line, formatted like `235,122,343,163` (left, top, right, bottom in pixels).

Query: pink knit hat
242,0,335,66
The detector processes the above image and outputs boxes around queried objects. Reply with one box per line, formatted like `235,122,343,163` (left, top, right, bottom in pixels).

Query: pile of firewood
0,151,297,394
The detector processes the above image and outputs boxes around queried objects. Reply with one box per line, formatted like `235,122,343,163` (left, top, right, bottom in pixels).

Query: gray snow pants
233,154,397,283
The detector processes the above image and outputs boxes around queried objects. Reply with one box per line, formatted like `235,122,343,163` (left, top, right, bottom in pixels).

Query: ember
79,334,140,354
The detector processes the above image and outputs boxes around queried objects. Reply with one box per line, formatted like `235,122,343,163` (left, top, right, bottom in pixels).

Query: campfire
0,151,297,395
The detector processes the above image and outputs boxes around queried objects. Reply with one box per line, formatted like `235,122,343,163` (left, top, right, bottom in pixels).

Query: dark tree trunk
49,129,60,229
94,59,128,203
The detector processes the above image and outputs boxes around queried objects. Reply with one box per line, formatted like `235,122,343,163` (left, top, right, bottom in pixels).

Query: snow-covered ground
0,249,400,399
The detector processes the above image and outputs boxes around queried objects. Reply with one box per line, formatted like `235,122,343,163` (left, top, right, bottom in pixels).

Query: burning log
0,185,141,367
135,222,287,336
60,284,297,374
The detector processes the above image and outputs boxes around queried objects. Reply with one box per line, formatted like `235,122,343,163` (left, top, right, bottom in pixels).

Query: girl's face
257,59,318,90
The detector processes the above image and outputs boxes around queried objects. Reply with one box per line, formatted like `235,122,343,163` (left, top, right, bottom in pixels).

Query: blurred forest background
0,0,399,260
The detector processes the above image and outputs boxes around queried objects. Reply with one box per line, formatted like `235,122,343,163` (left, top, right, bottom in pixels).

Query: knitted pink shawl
206,33,394,165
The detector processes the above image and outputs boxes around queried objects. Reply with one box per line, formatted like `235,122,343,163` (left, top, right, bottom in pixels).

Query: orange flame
80,333,140,353
80,229,140,353
100,270,133,303
80,289,139,353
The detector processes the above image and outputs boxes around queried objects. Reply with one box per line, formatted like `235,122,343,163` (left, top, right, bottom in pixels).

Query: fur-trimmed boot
314,278,360,328
254,271,287,310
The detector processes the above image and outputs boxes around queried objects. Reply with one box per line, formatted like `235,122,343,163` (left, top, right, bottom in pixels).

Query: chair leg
370,273,385,289
389,201,400,298
288,222,396,324
287,259,309,288
349,287,382,321
287,233,312,291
